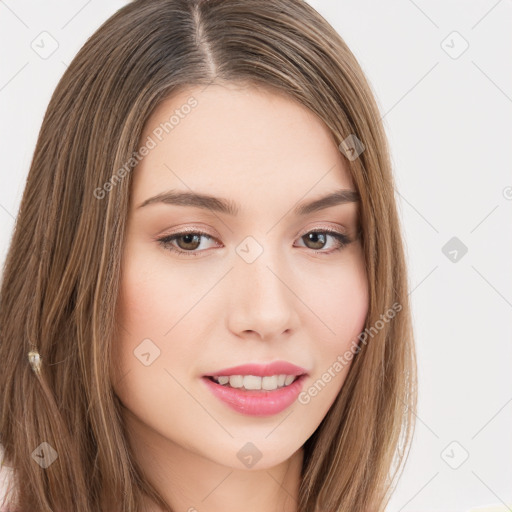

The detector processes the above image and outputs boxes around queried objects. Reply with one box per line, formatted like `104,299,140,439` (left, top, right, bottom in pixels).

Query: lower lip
201,375,307,416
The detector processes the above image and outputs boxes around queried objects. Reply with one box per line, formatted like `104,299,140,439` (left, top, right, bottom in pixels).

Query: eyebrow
137,188,360,216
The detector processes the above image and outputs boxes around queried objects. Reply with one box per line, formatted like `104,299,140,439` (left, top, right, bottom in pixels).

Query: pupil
306,232,325,249
179,234,200,250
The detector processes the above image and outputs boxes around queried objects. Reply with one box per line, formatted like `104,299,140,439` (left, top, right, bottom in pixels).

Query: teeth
284,375,295,386
262,375,277,390
229,375,244,388
211,374,299,391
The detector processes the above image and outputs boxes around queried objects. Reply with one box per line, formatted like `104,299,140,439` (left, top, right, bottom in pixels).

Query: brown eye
157,228,351,258
302,232,327,250
157,231,218,257
295,230,351,254
174,233,202,251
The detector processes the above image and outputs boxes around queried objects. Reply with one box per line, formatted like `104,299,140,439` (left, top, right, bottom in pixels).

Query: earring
28,350,42,374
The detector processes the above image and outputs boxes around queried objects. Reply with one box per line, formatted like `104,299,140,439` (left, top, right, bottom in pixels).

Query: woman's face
112,82,369,471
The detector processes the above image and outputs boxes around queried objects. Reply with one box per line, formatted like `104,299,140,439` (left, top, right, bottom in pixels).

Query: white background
0,1,511,511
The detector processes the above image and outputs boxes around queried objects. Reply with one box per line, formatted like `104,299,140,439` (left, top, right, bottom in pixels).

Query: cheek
112,251,173,389
113,241,211,384
295,259,368,418
112,263,198,428
307,254,369,350
116,242,194,336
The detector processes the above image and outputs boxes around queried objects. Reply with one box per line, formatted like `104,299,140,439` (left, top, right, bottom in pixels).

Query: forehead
131,82,355,211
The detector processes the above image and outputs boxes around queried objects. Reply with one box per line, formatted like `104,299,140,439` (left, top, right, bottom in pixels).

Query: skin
111,81,369,512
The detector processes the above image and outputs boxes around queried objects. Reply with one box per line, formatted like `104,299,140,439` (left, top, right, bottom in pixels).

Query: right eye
157,230,221,257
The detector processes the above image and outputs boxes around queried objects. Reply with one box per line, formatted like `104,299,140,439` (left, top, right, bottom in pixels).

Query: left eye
295,230,351,253
157,232,219,256
157,229,352,257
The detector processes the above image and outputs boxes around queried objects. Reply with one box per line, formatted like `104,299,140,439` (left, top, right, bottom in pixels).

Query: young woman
0,1,417,511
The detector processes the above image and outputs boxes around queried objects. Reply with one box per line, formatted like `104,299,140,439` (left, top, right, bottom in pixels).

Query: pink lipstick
201,360,309,416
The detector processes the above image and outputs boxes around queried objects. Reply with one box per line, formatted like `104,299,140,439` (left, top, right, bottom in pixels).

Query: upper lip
203,360,309,377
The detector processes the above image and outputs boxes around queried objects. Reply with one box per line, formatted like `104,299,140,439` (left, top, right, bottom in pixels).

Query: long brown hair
0,1,417,511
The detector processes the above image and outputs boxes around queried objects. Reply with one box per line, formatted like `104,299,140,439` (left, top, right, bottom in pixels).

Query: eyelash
156,227,352,257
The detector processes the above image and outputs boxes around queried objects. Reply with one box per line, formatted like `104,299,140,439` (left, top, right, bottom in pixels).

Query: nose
226,245,300,341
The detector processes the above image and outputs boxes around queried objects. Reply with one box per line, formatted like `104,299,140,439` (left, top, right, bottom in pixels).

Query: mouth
204,373,304,391
203,361,308,384
201,373,308,416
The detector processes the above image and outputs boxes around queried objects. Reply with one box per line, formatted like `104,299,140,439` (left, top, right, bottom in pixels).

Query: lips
203,360,308,378
201,373,308,416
